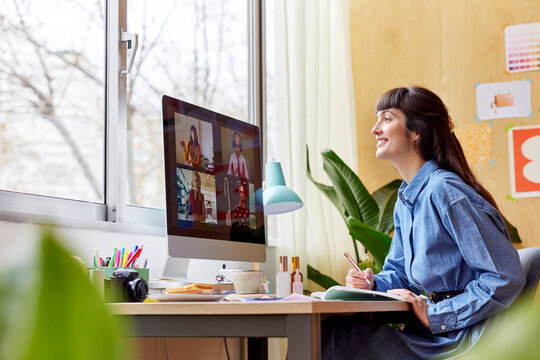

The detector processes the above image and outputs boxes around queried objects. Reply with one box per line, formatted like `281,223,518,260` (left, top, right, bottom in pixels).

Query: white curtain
267,0,359,289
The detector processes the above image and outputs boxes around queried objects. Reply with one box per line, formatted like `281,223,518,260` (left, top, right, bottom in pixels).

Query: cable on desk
223,337,231,360
161,337,170,360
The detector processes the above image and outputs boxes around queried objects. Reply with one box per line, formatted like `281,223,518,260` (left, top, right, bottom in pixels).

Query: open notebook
311,285,406,301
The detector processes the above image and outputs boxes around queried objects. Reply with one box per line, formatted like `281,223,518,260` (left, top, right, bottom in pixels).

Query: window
0,0,105,203
0,0,262,230
126,0,249,209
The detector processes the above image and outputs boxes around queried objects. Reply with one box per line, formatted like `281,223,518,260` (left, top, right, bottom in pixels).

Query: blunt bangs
375,87,409,113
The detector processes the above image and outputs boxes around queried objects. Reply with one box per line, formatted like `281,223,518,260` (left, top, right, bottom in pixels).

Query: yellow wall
350,0,540,248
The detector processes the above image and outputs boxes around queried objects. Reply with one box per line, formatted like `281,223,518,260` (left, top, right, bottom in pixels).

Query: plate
224,293,276,302
149,293,226,302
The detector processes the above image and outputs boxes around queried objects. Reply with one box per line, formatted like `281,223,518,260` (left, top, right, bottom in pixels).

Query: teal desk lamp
263,161,303,214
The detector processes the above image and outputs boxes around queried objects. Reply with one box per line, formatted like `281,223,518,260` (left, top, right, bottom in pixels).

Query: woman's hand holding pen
387,289,430,329
346,267,375,290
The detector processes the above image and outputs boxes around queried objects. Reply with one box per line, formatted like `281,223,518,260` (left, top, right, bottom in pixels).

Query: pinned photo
476,80,531,120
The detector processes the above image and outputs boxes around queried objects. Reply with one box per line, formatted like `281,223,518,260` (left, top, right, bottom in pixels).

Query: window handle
120,27,138,77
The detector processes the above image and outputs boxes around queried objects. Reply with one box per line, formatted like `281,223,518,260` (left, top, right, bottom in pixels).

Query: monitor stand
161,255,252,284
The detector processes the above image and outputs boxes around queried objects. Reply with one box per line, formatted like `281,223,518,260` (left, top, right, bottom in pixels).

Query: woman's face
371,108,418,162
233,134,242,154
193,175,200,190
191,128,197,141
239,184,246,204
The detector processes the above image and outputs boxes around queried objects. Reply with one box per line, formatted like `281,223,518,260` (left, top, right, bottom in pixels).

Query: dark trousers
321,314,429,360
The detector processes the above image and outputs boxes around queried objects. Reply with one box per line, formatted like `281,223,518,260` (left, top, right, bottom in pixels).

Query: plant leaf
372,179,401,235
347,216,392,271
307,264,341,289
321,149,379,228
502,214,522,243
306,146,346,220
0,227,129,360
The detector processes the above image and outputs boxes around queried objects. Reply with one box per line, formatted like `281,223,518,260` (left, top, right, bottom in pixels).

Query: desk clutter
276,255,304,298
93,245,146,269
88,246,149,303
86,250,306,303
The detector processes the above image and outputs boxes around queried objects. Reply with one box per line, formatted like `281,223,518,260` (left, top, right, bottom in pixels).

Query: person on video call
227,132,249,179
180,125,201,167
185,172,205,222
321,86,525,360
230,182,250,228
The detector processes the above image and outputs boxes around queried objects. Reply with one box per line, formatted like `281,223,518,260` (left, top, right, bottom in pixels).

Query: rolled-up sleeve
427,198,525,334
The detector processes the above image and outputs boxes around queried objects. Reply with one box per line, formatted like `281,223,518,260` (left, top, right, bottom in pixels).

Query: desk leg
287,314,321,360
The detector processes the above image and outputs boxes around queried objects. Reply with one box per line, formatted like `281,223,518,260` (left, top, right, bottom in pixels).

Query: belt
427,290,464,304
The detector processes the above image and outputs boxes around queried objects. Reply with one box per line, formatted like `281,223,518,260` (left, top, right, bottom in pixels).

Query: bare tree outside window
0,0,105,202
126,0,248,209
0,0,249,212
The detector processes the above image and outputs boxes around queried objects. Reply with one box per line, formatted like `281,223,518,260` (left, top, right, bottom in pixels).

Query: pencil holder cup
88,267,149,284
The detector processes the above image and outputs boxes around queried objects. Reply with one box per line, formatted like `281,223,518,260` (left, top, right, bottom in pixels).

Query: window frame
0,0,265,234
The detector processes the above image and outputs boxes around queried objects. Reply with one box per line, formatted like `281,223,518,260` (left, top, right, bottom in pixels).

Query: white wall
0,219,280,292
0,220,168,278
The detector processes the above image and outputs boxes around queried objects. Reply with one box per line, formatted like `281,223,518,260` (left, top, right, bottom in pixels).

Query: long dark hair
190,125,199,147
376,86,498,209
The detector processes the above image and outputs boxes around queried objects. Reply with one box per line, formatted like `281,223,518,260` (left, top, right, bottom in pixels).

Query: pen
344,252,371,285
126,246,143,267
110,248,117,267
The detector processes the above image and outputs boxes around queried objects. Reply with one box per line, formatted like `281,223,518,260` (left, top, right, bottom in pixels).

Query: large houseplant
306,147,522,289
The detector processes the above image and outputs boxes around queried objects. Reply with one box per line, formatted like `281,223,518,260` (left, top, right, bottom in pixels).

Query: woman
322,86,525,359
181,125,201,167
185,172,205,222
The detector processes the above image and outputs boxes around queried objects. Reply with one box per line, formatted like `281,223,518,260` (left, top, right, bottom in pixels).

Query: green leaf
321,149,380,228
306,146,346,220
307,264,340,290
359,256,380,274
371,180,401,234
502,214,522,243
347,216,392,270
0,227,129,360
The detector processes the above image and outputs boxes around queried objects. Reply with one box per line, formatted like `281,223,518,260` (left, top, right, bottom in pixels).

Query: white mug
230,270,264,294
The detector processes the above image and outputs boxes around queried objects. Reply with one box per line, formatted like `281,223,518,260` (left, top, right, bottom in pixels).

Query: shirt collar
398,159,439,206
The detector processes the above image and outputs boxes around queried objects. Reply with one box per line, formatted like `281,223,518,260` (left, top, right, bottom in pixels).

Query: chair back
516,247,540,303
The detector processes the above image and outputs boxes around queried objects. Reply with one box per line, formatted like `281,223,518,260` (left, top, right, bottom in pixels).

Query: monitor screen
162,95,265,264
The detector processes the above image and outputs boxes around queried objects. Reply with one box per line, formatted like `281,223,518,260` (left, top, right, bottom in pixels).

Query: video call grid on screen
162,96,264,244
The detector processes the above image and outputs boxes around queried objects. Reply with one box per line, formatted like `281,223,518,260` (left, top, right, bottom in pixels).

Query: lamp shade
263,161,303,215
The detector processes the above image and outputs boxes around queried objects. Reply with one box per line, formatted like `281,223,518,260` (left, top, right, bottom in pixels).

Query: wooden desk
110,300,410,360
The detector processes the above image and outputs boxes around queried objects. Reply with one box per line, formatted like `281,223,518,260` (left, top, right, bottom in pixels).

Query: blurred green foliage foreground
0,227,129,360
461,296,540,360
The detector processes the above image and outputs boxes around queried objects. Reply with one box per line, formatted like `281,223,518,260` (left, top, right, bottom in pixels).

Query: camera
104,268,148,302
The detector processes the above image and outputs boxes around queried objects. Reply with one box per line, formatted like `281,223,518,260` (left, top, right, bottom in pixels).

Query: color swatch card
505,22,540,73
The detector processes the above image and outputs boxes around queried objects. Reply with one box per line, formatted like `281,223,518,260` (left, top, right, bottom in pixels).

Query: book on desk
311,285,406,301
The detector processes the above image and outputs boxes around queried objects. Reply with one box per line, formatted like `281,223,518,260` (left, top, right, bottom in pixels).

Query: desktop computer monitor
161,95,266,282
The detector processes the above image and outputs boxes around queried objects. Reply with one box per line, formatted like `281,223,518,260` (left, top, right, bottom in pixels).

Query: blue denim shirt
374,160,525,336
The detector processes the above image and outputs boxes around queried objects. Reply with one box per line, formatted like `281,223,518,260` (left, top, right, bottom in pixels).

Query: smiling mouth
376,139,388,148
